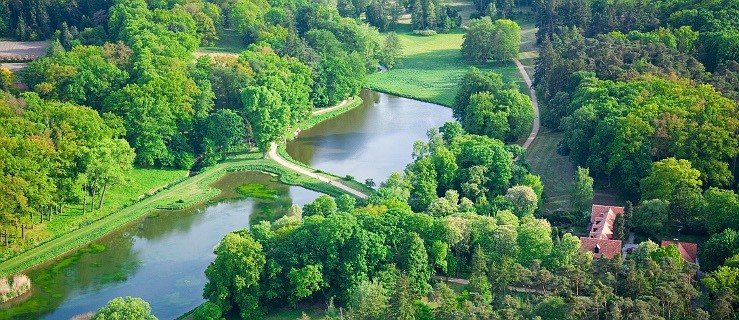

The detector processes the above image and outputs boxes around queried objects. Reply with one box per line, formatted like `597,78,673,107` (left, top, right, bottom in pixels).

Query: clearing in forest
366,24,525,107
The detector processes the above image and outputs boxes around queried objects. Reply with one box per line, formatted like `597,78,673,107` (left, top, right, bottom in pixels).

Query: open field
367,25,526,107
367,8,538,107
517,20,538,76
525,127,576,211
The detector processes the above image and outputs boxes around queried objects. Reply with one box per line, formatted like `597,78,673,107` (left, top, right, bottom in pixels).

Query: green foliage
633,199,669,237
570,167,593,212
640,158,701,201
236,183,279,199
93,296,157,320
204,232,265,318
704,188,739,235
517,217,554,266
701,229,739,272
504,185,538,217
452,68,533,142
193,301,223,320
462,17,521,63
348,279,389,320
378,32,403,70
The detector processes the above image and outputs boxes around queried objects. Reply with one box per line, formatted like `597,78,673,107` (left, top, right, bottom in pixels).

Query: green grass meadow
367,26,526,107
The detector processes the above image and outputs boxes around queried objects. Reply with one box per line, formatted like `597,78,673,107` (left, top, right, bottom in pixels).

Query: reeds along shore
0,274,31,303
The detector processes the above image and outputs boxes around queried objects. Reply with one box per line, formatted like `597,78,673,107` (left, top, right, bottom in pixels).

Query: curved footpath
267,142,368,199
311,98,353,116
513,58,540,150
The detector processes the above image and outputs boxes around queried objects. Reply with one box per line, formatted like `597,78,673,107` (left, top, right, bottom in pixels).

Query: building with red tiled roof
661,240,699,264
580,237,623,259
580,205,624,259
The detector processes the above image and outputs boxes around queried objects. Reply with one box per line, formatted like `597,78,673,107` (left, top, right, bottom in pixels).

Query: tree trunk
83,185,87,215
90,187,96,213
98,182,108,210
21,225,25,241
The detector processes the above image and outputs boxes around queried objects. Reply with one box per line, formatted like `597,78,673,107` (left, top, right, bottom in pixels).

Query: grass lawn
525,127,575,211
367,24,526,107
367,9,538,107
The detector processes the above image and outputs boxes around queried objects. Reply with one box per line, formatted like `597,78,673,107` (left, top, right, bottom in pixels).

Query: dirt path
377,63,388,74
431,275,551,294
311,98,353,116
267,142,368,199
513,58,540,150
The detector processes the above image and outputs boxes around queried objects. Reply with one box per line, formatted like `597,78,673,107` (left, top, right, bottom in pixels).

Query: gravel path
513,58,540,150
267,142,368,199
311,98,353,116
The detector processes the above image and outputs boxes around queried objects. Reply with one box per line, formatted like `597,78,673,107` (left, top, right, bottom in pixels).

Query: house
661,239,699,264
580,205,625,259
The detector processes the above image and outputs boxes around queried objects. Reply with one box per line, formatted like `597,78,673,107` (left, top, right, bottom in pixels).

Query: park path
513,58,540,150
312,98,353,116
431,276,551,294
267,142,368,199
377,63,388,73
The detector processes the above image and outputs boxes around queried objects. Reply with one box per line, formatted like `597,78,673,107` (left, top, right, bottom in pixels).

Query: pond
287,89,454,185
1,172,322,320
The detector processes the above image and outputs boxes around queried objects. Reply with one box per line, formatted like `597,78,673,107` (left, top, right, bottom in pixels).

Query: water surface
287,89,453,184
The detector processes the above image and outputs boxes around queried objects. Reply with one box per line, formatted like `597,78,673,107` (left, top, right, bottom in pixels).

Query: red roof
661,240,698,264
580,237,622,259
589,205,624,240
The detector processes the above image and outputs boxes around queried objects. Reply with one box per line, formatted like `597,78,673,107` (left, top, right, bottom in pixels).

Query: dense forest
1,0,738,318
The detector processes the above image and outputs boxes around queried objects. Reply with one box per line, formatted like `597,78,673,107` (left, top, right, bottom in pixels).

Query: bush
193,302,223,320
413,29,438,36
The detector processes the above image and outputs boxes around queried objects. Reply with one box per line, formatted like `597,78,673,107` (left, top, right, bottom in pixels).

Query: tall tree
570,167,593,212
204,233,266,318
640,158,702,201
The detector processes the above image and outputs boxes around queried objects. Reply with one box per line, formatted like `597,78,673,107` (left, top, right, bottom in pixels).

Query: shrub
413,29,438,36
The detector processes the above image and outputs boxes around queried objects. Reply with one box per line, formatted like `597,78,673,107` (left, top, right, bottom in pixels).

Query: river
1,90,453,319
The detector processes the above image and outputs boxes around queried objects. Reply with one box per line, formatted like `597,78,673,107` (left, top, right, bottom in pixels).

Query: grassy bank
275,145,374,196
0,168,187,264
285,97,364,140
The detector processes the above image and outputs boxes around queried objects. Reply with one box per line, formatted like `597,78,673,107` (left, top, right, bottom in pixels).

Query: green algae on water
236,183,280,199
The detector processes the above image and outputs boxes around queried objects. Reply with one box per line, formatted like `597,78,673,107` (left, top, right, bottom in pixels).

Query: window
594,245,600,254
